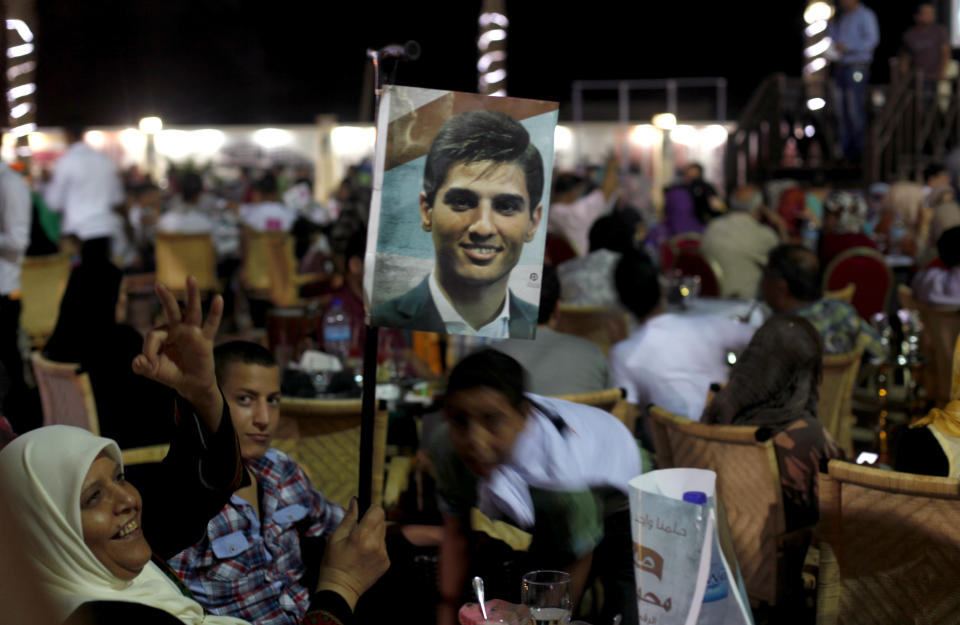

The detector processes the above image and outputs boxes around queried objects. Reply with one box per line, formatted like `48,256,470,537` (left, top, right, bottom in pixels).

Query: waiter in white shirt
0,162,33,429
44,123,124,262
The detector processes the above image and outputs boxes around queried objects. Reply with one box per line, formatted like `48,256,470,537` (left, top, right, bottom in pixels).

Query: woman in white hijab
0,278,388,625
0,425,249,624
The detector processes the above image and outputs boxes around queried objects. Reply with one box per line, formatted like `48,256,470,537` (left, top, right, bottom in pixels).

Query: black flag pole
357,41,419,514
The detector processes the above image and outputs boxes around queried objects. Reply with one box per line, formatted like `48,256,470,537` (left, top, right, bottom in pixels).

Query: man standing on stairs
829,0,879,162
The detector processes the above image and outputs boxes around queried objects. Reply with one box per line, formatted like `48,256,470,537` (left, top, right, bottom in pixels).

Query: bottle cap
682,491,707,505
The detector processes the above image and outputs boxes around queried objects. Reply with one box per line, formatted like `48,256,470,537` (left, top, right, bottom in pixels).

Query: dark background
34,1,923,126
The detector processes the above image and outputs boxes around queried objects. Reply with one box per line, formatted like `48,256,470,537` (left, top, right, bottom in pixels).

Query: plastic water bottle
683,491,729,625
800,219,819,251
323,299,351,367
889,215,906,255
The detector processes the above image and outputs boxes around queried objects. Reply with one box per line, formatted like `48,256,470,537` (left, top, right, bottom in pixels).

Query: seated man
700,184,780,299
168,341,344,625
491,265,612,395
912,226,960,306
429,349,640,625
240,173,296,232
763,244,885,359
609,251,756,420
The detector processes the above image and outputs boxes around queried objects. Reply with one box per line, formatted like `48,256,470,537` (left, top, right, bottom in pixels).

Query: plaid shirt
168,448,343,625
793,298,885,360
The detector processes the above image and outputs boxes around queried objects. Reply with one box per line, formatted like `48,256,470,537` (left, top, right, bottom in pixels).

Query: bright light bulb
138,116,163,134
554,125,573,151
330,126,375,155
252,127,293,149
652,113,677,130
807,97,826,111
804,1,833,24
670,125,698,146
630,124,660,147
84,130,106,148
700,125,729,148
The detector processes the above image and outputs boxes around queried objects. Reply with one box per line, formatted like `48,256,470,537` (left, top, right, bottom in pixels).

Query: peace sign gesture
132,276,224,430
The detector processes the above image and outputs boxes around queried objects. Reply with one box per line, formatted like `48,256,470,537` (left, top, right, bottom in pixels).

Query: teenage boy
168,341,344,625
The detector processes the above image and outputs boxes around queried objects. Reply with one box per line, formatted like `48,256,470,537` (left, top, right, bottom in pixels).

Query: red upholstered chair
673,249,723,296
660,233,702,271
822,246,893,321
545,233,578,266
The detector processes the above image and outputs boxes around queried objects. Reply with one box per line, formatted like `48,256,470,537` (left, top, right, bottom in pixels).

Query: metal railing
866,68,960,183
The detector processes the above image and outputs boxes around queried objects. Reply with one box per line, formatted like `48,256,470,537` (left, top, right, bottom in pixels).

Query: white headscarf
0,425,247,624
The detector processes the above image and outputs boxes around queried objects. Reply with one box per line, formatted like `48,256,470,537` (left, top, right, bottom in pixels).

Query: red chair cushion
674,251,720,297
825,254,891,319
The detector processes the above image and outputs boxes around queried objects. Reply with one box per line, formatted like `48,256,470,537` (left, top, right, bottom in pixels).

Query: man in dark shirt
901,3,950,82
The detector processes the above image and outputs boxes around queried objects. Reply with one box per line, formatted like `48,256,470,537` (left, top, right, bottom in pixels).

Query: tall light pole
4,0,37,166
478,0,508,96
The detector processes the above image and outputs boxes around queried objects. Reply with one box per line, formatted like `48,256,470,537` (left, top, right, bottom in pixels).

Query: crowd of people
2,29,960,620
1,118,960,623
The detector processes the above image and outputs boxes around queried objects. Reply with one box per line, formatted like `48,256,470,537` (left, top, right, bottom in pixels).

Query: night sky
34,1,919,127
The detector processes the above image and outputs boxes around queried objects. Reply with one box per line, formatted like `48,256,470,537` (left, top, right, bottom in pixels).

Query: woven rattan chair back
817,460,960,624
648,406,785,606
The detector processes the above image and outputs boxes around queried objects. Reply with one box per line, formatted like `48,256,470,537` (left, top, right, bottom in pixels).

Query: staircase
867,69,960,183
728,69,960,188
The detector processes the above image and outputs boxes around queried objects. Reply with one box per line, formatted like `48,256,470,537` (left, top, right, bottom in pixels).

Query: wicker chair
275,397,388,508
553,388,635,430
816,460,960,624
121,444,170,466
154,232,218,294
648,406,787,607
824,283,856,304
916,304,960,407
19,253,70,348
32,352,176,466
818,347,864,457
554,304,630,355
30,352,99,433
241,228,326,308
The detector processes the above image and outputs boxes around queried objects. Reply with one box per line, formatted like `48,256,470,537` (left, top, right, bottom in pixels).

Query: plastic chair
154,232,218,295
274,397,388,508
30,352,99,434
554,304,630,355
816,460,960,624
822,247,894,321
648,406,787,607
673,249,724,297
818,347,864,457
19,253,70,348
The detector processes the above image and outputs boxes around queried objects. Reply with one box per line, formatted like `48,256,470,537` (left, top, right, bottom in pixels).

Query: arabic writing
638,613,658,624
637,586,673,613
633,543,665,580
636,513,688,537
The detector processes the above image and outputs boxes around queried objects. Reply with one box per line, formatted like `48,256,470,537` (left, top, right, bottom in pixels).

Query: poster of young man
364,86,558,340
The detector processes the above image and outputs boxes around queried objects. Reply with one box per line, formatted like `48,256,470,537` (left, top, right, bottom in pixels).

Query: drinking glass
521,570,572,625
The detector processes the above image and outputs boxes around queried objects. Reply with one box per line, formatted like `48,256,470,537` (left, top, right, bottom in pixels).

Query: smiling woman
0,424,249,625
